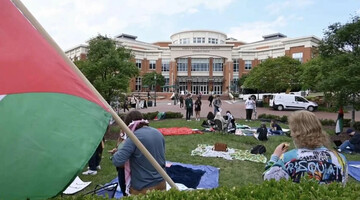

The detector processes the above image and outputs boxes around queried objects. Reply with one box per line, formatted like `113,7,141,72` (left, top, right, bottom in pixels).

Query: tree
142,72,165,91
244,56,302,93
301,16,360,125
75,35,139,103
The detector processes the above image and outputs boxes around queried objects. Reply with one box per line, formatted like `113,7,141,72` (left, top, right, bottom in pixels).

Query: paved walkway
122,99,359,121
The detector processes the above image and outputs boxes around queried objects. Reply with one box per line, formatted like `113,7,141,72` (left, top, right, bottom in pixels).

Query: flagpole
11,0,178,190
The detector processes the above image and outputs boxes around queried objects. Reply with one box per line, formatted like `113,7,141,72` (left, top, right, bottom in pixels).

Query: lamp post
154,74,157,107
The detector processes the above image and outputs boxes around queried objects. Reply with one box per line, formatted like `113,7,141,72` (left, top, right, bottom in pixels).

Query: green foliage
244,56,302,93
301,16,360,115
142,111,159,120
238,73,249,87
75,35,139,103
319,119,336,126
258,114,288,123
55,179,360,200
141,111,183,120
353,122,360,131
142,72,165,90
164,111,183,119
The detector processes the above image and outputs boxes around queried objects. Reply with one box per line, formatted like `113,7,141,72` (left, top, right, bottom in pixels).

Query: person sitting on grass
254,122,268,141
264,110,348,185
270,119,283,135
112,110,166,195
338,128,360,154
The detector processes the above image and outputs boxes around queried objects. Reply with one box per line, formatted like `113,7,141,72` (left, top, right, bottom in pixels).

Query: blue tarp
348,161,360,182
101,162,219,199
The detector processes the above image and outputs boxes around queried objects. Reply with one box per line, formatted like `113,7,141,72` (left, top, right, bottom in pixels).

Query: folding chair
83,182,118,199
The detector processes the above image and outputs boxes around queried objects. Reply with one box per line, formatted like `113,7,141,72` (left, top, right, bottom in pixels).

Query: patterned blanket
191,144,267,163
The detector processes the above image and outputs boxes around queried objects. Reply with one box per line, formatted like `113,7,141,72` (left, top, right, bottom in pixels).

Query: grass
67,118,358,198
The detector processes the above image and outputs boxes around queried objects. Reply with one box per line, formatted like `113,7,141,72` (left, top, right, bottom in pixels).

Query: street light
154,73,157,107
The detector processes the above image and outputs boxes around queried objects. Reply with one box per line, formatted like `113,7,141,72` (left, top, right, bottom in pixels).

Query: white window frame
213,58,223,71
135,77,142,91
191,58,209,71
177,58,188,72
233,59,239,72
149,60,156,70
161,59,170,72
245,60,252,70
136,59,142,69
292,52,303,63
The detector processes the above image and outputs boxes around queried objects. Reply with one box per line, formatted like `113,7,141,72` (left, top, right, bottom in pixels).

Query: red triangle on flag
0,0,107,111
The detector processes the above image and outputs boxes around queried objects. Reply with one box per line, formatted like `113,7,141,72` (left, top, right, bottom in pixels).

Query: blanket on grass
99,161,219,199
191,144,267,163
158,127,203,136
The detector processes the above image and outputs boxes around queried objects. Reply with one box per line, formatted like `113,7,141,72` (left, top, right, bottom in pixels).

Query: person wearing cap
338,128,360,154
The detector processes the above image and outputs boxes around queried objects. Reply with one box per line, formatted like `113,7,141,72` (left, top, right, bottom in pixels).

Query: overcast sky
21,0,360,51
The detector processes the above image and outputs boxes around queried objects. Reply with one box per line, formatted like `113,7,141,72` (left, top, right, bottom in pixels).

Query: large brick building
65,30,320,97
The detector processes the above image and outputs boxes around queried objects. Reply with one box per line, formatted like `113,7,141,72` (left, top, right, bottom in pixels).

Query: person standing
185,94,193,121
130,95,138,109
194,97,202,121
123,97,129,112
213,95,222,114
245,97,256,121
208,94,214,107
179,95,184,108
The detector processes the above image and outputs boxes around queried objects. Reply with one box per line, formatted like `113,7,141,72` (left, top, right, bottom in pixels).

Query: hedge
258,114,288,123
56,179,360,200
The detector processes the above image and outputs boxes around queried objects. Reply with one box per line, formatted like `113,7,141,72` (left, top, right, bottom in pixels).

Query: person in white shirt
245,97,256,121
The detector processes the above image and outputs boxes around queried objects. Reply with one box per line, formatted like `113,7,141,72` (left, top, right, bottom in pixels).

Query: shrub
54,179,360,199
319,119,335,126
143,111,159,120
353,122,360,131
343,119,351,127
164,111,183,119
258,114,287,123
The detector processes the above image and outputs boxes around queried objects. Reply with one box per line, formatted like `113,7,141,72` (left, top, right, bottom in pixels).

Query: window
295,96,308,103
135,77,142,91
136,59,142,69
149,60,156,70
179,38,190,44
245,60,252,70
292,52,303,63
208,38,218,44
193,37,205,43
162,59,170,72
162,77,170,92
232,78,239,93
191,58,209,71
233,59,239,72
213,58,223,71
177,58,187,71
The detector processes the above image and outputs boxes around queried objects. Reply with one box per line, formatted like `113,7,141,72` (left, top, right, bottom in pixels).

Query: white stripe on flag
0,95,6,102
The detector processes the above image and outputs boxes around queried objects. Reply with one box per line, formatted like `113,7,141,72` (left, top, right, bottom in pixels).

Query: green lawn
71,118,358,197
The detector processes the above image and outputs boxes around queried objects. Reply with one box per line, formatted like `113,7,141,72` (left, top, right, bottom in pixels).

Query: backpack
250,145,266,154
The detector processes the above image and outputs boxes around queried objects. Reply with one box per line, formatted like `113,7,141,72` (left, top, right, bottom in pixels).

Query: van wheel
307,106,314,112
277,105,284,111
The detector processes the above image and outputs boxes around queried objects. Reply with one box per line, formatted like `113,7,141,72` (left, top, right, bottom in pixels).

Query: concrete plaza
123,99,359,121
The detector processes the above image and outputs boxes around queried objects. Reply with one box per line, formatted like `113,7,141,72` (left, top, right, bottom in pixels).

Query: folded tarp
348,161,360,182
158,127,203,136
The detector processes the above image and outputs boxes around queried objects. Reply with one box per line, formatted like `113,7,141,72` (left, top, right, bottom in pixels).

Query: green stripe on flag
0,93,111,200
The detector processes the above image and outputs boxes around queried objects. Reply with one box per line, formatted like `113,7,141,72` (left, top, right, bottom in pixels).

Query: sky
21,0,360,51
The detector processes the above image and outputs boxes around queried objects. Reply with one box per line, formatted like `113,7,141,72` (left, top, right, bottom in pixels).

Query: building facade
66,30,320,97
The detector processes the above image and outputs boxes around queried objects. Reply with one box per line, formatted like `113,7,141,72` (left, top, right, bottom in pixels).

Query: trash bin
256,100,263,107
148,101,153,107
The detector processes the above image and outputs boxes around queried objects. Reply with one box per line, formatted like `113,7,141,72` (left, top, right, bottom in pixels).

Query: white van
269,94,318,112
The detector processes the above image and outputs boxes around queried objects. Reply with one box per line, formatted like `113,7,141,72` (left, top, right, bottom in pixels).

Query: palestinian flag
0,1,111,199
335,107,344,135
